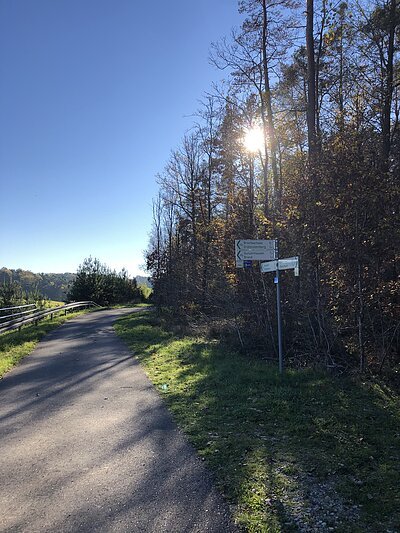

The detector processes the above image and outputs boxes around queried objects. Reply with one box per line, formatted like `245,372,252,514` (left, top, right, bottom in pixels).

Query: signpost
261,261,278,273
261,257,299,275
260,253,300,374
235,239,277,268
234,238,299,375
275,266,283,374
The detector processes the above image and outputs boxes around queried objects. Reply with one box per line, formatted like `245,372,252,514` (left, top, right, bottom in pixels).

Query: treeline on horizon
0,265,151,308
0,268,75,305
146,0,399,381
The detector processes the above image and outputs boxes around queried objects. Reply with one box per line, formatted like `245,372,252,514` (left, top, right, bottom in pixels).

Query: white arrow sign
235,239,277,267
278,257,299,271
261,256,299,276
260,260,277,273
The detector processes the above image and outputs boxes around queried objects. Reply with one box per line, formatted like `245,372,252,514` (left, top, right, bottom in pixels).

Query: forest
0,268,75,304
145,0,399,382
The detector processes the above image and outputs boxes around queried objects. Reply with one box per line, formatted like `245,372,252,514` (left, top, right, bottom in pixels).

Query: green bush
68,257,140,306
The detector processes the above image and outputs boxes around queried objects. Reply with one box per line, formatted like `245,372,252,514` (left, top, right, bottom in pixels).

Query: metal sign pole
235,238,295,375
275,241,283,374
276,268,283,374
259,244,299,374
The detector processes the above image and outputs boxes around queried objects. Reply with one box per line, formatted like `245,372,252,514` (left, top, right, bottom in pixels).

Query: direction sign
235,239,277,267
261,256,299,276
260,260,277,273
278,257,299,272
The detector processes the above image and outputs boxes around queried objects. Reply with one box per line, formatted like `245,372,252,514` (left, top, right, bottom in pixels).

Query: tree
68,257,140,306
145,0,399,378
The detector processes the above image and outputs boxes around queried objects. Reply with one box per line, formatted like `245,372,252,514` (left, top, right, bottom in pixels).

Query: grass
115,310,400,532
42,300,65,308
0,309,90,378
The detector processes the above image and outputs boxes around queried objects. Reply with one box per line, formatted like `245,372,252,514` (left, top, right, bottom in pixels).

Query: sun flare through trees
145,0,399,381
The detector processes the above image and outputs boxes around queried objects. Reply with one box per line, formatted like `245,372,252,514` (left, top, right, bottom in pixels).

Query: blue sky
0,0,242,276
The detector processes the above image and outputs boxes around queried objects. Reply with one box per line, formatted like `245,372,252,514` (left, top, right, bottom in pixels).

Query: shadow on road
0,308,237,532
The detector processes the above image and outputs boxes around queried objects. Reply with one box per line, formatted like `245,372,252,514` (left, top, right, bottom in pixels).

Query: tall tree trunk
260,100,270,218
315,0,327,140
381,0,397,171
202,158,213,310
306,0,317,160
356,211,366,372
249,156,255,235
261,0,280,212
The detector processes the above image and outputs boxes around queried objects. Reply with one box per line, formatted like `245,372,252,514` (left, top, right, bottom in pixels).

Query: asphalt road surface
0,308,237,533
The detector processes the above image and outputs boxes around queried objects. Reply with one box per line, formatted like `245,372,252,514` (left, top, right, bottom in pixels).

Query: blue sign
244,260,253,268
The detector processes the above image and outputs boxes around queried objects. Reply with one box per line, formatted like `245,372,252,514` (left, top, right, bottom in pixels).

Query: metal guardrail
0,304,38,323
0,303,36,312
0,301,101,334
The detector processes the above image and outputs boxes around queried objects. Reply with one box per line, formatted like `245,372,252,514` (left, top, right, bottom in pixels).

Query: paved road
0,308,237,533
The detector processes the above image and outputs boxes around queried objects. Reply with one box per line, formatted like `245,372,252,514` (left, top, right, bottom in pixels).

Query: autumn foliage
146,0,399,381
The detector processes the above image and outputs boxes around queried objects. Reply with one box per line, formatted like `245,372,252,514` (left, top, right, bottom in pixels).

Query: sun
243,126,265,153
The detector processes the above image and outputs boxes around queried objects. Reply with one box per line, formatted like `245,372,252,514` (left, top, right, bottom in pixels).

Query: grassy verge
43,300,65,308
111,302,153,309
115,310,400,532
0,309,90,378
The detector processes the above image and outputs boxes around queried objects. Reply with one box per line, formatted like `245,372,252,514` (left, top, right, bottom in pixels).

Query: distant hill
0,268,75,302
1,268,151,301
